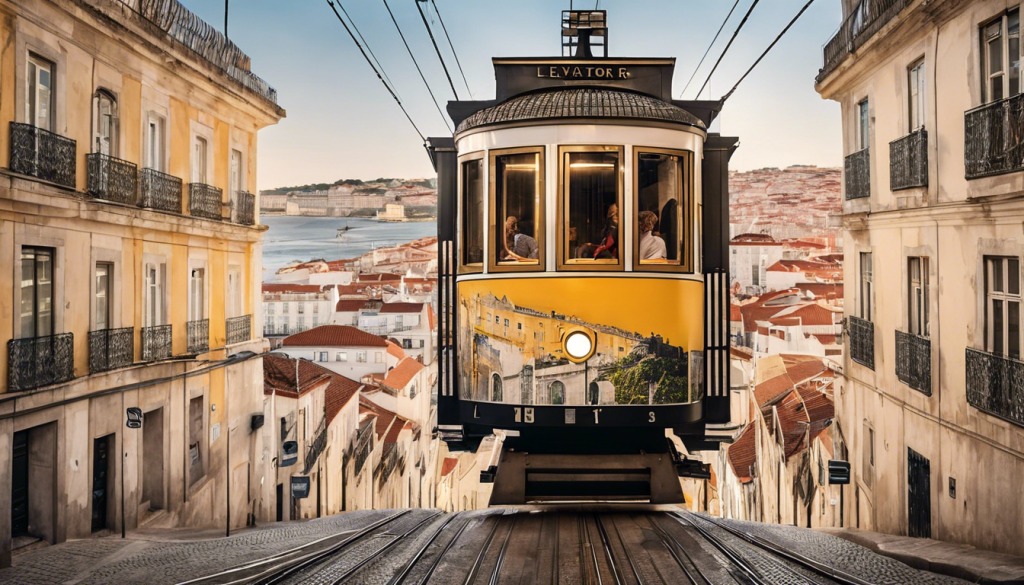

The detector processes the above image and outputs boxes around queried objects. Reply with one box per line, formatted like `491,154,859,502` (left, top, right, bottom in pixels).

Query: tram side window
563,149,621,267
493,149,542,269
636,150,689,269
461,158,484,267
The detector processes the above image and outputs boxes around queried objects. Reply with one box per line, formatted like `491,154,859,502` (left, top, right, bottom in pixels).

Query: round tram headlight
563,329,595,363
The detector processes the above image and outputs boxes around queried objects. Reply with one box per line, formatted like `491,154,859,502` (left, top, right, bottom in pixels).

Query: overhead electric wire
680,0,741,99
720,0,817,101
695,0,760,99
326,0,426,142
383,0,454,133
336,0,399,98
430,0,472,97
415,0,460,100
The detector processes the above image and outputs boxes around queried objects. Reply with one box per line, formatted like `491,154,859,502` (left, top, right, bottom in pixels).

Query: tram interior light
504,163,538,170
565,331,593,360
568,162,615,168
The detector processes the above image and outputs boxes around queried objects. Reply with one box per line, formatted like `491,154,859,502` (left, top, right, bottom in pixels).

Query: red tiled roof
782,358,831,386
427,305,437,330
775,391,810,457
336,299,369,312
730,346,753,361
359,273,404,283
283,325,388,348
358,395,409,444
730,304,742,322
382,357,424,390
386,342,406,360
379,302,425,314
441,457,459,478
326,376,364,425
727,424,757,484
262,283,326,294
263,355,332,396
754,373,795,406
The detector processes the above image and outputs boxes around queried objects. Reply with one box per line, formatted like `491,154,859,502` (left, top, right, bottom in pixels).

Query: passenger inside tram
503,216,539,260
495,151,541,265
637,152,684,265
638,210,667,261
566,151,619,261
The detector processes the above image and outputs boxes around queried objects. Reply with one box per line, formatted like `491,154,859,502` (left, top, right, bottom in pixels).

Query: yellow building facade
0,0,283,566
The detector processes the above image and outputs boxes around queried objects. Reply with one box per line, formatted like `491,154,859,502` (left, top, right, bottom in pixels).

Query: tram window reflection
564,150,621,265
636,151,688,269
461,158,484,267
493,150,542,269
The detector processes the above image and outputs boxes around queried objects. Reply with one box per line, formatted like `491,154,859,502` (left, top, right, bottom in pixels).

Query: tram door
907,448,931,538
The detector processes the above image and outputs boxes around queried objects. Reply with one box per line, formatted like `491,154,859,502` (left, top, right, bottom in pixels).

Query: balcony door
27,54,53,131
189,268,205,322
92,90,118,156
146,114,165,172
144,262,165,327
192,136,208,184
20,247,54,339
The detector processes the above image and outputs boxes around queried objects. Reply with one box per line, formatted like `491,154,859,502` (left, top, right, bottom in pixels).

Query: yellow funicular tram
427,11,736,504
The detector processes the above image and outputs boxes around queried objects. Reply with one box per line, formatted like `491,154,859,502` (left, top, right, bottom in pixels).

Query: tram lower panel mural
458,277,704,406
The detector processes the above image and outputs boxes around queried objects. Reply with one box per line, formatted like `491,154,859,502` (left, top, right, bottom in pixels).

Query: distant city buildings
260,181,437,217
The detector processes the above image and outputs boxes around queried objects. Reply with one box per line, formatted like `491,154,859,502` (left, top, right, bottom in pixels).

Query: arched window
549,381,565,405
491,373,503,402
520,365,534,404
92,89,118,156
588,381,599,406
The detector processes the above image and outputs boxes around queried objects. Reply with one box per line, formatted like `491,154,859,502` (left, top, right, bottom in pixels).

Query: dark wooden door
908,448,931,538
11,431,29,537
92,436,110,532
276,484,283,522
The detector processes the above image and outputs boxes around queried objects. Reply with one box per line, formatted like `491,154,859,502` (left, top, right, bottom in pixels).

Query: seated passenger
638,210,667,261
503,216,539,261
590,203,619,259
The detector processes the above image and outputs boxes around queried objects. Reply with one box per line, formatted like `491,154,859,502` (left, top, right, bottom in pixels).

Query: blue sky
180,0,845,190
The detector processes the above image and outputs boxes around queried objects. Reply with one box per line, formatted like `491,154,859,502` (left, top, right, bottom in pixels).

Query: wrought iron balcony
139,168,183,213
9,122,77,188
965,93,1024,179
353,423,373,475
845,148,870,200
226,315,251,345
890,129,928,191
86,153,138,205
966,348,1024,427
966,347,1024,427
236,191,255,226
187,319,209,354
189,183,222,221
88,327,134,373
817,0,913,82
141,325,172,361
7,333,74,392
848,316,874,370
895,330,931,395
303,417,327,474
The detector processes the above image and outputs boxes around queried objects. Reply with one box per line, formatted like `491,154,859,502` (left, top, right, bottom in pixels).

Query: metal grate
890,129,928,191
817,0,912,82
140,168,183,213
189,183,222,221
9,122,77,188
236,191,255,225
141,325,172,361
87,153,138,205
895,330,930,395
7,333,75,392
965,93,1024,179
88,327,134,373
187,319,209,354
966,347,1024,427
845,148,870,200
225,315,251,345
848,316,874,370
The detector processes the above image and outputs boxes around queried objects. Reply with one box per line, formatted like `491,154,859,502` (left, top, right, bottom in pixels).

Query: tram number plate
565,409,576,424
513,407,534,423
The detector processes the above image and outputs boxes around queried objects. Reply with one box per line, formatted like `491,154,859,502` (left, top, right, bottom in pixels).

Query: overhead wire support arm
720,0,817,102
680,0,741,99
695,0,761,99
415,0,460,100
326,0,426,142
383,0,454,134
429,0,472,97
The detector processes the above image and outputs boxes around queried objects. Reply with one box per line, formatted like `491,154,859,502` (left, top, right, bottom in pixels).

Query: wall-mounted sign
126,407,144,429
290,476,310,499
281,440,298,467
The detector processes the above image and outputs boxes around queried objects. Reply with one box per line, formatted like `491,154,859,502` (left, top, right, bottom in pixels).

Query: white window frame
27,53,54,131
908,58,926,131
982,10,1021,104
857,99,870,151
192,135,208,185
95,262,113,331
985,255,1022,359
860,251,873,321
909,256,929,337
144,260,167,327
188,266,206,322
92,89,119,157
146,112,166,172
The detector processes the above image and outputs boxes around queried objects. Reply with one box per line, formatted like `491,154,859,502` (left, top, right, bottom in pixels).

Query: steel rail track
321,511,442,584
388,513,477,585
640,514,712,585
463,514,504,585
593,514,627,585
579,513,603,585
487,515,516,585
174,511,409,585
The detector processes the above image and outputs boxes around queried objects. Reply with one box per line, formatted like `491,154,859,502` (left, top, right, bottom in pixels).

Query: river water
262,216,437,281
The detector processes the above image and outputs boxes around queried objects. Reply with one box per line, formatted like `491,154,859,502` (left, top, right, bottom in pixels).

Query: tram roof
454,87,705,135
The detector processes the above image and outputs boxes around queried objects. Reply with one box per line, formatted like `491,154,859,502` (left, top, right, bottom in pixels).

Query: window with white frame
909,257,929,337
982,10,1020,104
27,54,54,131
858,99,870,151
92,90,118,156
860,252,873,321
192,136,208,184
337,352,346,362
985,255,1022,359
146,113,165,171
357,351,367,363
189,268,205,322
144,261,166,327
908,58,926,130
20,246,54,339
95,262,113,331
319,352,327,362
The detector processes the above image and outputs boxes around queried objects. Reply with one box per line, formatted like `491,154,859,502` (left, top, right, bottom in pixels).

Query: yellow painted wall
210,244,226,348
121,77,142,164
0,8,15,169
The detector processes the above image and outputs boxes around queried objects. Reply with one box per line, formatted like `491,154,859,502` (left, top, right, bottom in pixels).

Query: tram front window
563,149,621,266
636,149,690,270
461,158,484,267
493,149,542,269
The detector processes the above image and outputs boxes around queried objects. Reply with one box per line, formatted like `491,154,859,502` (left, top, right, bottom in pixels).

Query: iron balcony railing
895,330,931,395
189,183,222,221
353,424,374,475
225,315,251,345
890,128,928,191
966,348,1024,427
187,319,209,354
86,153,138,205
9,122,77,188
845,148,870,200
236,191,255,225
817,0,913,83
88,327,134,373
848,316,875,370
965,93,1024,179
141,325,172,361
303,417,327,474
8,333,75,392
140,168,183,213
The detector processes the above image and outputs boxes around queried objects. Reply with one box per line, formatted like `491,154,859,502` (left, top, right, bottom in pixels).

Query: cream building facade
817,0,1024,555
0,0,283,566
